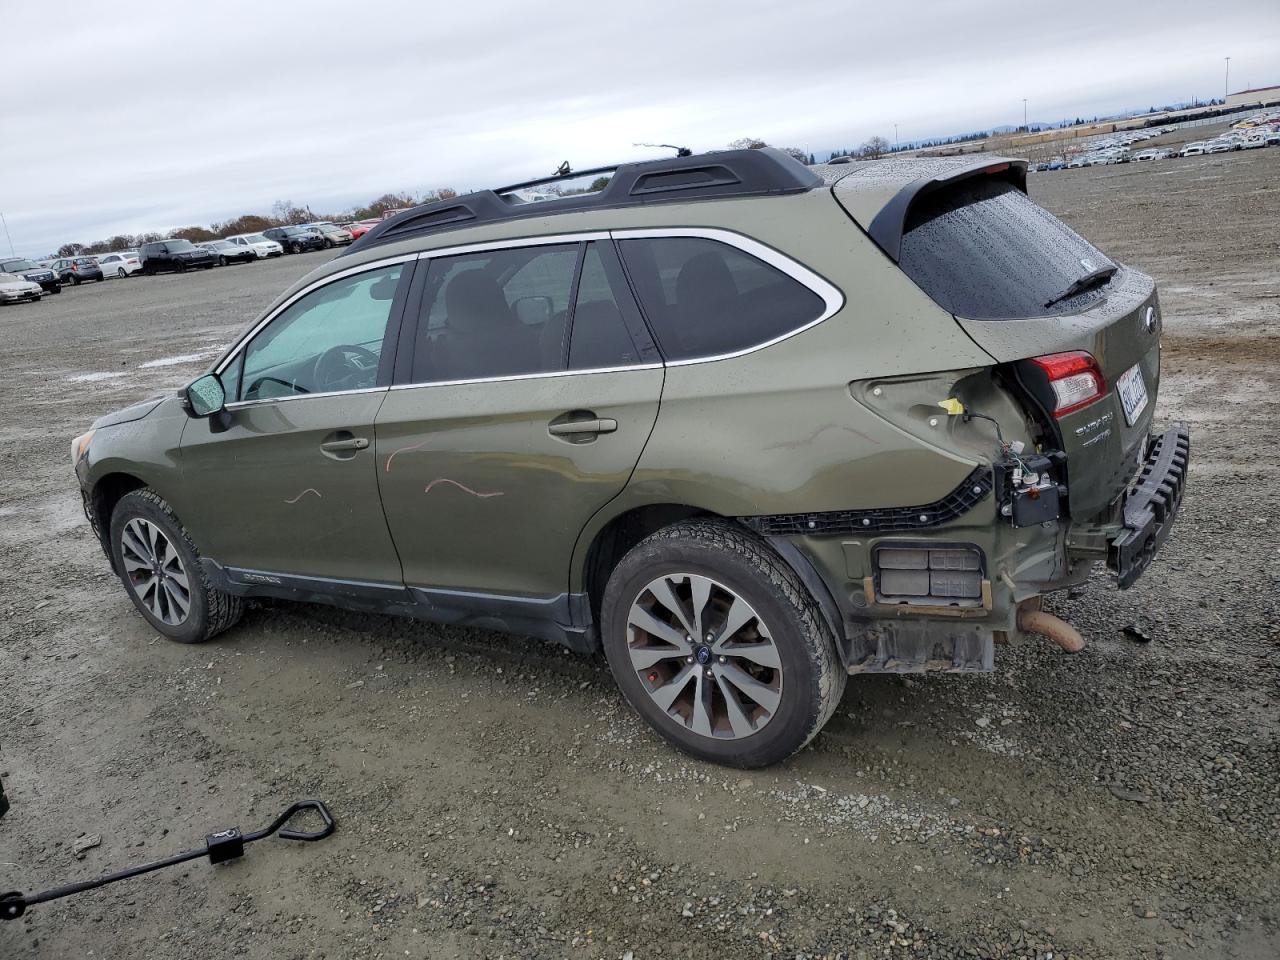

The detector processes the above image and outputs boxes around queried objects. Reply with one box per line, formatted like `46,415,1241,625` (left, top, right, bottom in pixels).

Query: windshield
898,179,1115,320
166,240,197,252
2,259,41,271
244,234,268,243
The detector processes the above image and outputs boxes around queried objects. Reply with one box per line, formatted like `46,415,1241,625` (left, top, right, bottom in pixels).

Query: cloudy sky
3,0,1277,256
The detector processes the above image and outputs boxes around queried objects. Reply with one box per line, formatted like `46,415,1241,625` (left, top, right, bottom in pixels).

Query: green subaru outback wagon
73,148,1188,767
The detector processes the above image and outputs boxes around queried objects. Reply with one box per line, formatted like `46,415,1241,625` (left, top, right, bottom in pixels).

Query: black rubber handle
275,800,336,842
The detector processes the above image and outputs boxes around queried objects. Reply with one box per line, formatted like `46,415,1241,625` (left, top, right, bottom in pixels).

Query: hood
91,394,168,429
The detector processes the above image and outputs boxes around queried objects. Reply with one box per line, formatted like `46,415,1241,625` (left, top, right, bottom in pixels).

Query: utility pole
0,211,14,257
894,124,899,152
1224,57,1230,101
1023,98,1028,130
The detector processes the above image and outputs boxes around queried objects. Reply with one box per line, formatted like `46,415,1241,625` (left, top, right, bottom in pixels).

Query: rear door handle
320,437,370,452
548,418,617,436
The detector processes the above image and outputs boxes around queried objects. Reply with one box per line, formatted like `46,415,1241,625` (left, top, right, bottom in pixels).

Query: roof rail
339,148,821,257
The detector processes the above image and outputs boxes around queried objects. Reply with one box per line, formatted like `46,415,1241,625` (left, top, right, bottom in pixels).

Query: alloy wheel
626,573,782,740
120,518,191,626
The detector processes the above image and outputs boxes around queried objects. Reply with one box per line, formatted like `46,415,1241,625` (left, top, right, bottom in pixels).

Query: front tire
109,489,244,643
291,241,303,254
600,520,846,768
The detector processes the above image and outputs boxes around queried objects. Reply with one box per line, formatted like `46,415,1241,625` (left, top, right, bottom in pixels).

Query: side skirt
200,561,595,654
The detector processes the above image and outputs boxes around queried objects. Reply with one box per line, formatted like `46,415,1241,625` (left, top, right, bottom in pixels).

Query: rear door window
617,237,825,361
411,243,579,383
898,179,1115,320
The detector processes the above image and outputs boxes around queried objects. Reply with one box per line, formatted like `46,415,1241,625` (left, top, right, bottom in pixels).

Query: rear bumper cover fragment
1109,424,1190,588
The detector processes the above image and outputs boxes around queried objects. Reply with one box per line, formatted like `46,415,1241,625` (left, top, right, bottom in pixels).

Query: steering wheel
313,344,379,392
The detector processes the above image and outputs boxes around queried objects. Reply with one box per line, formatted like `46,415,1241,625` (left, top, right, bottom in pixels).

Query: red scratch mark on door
384,439,428,473
284,488,322,504
423,478,503,498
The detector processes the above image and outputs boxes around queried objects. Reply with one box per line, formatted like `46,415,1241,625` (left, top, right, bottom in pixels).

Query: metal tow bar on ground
0,799,335,921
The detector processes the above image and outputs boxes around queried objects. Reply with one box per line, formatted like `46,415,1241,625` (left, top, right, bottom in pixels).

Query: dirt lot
2,148,1278,960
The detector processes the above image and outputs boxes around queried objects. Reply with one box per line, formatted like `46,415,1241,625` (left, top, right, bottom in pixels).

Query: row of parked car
0,220,378,305
1028,110,1280,171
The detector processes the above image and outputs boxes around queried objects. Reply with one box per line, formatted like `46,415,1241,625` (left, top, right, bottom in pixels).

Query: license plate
1116,363,1149,425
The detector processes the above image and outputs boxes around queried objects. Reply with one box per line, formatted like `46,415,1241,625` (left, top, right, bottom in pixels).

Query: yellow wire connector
937,398,967,416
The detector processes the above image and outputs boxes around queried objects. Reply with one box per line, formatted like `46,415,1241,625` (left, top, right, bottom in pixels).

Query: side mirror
184,373,226,418
513,295,553,326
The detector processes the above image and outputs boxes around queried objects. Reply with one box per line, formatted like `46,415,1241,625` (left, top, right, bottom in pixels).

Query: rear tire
109,489,244,644
117,268,126,278
600,519,845,768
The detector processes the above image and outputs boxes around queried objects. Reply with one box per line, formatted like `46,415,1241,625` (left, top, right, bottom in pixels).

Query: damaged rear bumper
1108,424,1190,588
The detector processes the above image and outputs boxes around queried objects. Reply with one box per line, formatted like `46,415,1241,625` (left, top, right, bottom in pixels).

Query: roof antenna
554,161,572,177
633,143,693,158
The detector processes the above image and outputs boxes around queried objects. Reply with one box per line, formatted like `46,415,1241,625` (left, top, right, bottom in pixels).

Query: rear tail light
1030,351,1106,417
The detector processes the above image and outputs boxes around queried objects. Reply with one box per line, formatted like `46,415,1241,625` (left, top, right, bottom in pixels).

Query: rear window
898,179,1114,320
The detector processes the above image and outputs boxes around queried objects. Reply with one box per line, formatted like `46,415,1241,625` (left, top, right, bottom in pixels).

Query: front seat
441,272,539,378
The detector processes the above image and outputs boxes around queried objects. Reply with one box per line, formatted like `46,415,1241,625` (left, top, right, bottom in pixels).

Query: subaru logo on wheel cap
695,646,712,665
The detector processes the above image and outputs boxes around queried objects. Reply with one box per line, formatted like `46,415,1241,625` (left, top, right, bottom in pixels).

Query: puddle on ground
138,351,217,368
66,372,130,383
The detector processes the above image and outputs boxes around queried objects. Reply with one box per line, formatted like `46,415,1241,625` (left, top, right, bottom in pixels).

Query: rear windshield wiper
1044,264,1117,309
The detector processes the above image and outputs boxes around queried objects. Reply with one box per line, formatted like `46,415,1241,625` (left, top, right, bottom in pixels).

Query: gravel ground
2,147,1278,960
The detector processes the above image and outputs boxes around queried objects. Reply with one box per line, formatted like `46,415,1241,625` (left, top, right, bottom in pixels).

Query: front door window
238,263,404,401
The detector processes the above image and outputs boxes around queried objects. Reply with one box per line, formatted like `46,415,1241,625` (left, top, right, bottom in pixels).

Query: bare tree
859,136,891,160
727,137,769,150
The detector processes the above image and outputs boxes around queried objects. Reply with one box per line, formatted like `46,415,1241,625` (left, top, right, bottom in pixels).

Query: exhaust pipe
1019,609,1085,653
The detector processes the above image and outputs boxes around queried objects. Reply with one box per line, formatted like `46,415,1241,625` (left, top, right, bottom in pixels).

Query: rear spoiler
866,158,1028,262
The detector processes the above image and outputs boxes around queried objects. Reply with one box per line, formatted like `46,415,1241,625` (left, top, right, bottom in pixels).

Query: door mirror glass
185,373,226,417
513,295,553,326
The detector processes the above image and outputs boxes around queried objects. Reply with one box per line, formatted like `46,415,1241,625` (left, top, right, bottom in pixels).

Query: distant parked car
0,272,43,304
198,239,258,266
1242,134,1267,150
1205,140,1233,154
0,257,60,293
53,256,104,285
96,251,142,278
139,239,216,274
1180,142,1206,157
224,233,284,259
263,225,326,254
344,220,378,240
302,221,354,248
1132,149,1161,162
1263,130,1280,146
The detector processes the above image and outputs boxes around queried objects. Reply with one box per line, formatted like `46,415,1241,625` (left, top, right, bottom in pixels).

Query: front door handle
320,436,370,453
548,418,617,436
